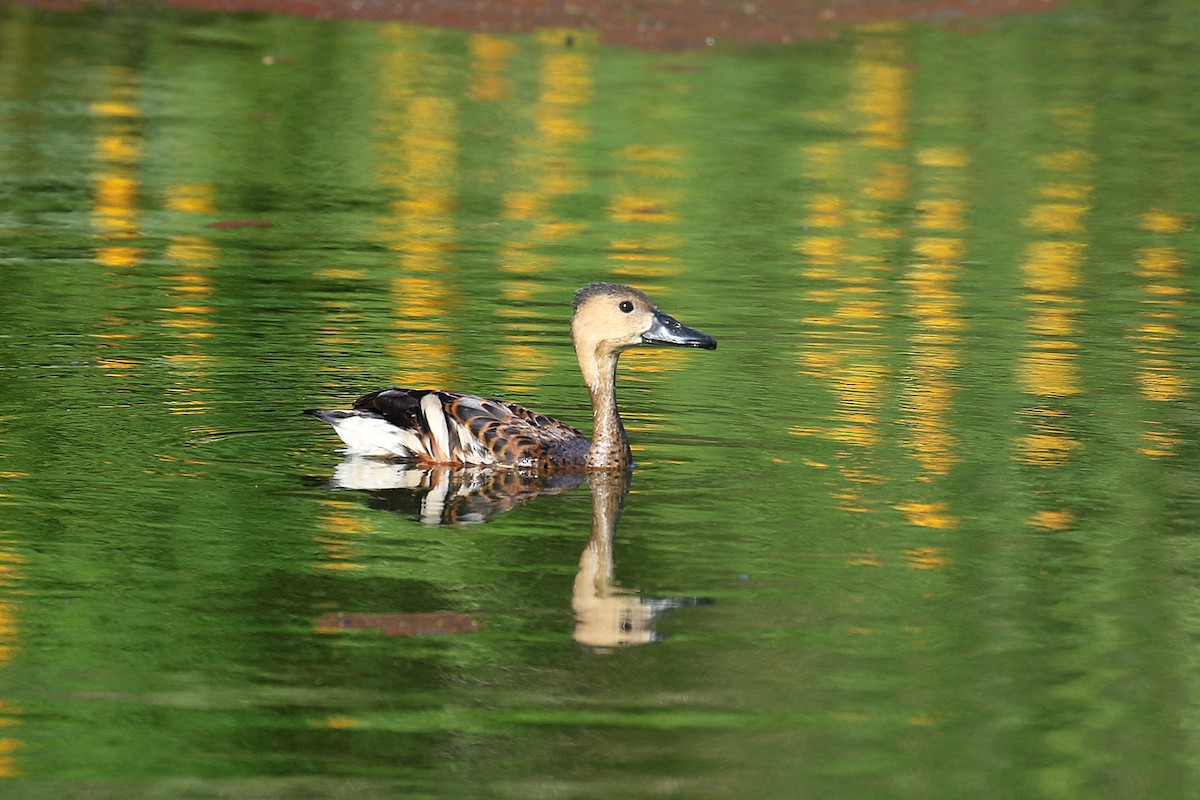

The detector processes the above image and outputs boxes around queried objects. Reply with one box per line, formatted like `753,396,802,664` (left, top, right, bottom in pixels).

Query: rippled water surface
2,3,1199,797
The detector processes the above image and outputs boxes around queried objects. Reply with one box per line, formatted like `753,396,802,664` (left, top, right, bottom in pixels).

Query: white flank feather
328,413,426,458
421,393,451,462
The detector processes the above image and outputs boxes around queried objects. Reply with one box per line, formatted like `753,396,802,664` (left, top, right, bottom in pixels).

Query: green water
1,2,1199,797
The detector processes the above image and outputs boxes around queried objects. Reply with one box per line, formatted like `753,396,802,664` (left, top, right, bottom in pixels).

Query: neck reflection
315,457,713,648
572,470,713,651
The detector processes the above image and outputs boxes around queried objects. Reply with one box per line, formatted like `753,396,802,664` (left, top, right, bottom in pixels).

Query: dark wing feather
352,387,425,428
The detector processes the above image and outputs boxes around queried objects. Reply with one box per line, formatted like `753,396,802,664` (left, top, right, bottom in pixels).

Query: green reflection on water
1,2,1199,797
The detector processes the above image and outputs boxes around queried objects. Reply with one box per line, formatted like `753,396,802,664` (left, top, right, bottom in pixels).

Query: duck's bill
642,309,718,350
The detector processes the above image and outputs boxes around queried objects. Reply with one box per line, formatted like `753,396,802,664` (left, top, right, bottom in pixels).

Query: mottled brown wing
445,393,590,466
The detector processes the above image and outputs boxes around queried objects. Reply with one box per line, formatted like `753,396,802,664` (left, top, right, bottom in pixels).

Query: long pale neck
578,348,633,470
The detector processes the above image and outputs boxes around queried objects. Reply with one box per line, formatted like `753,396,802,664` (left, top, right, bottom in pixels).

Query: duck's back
307,387,590,467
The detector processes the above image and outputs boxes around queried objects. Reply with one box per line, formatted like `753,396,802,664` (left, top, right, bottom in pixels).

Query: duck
304,282,716,471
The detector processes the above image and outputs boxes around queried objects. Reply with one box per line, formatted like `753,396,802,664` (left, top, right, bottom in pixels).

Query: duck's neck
579,349,633,470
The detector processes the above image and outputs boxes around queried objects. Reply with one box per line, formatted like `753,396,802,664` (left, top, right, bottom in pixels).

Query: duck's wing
347,388,589,466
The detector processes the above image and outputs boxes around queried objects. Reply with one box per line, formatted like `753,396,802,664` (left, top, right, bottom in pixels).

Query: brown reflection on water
794,27,910,515
315,610,482,636
0,532,24,777
1017,105,1094,531
33,0,1065,51
1132,210,1191,459
0,346,23,773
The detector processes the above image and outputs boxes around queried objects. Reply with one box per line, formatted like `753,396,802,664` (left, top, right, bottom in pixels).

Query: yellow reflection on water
901,144,968,485
607,148,685,241
92,174,138,236
1017,109,1094,475
1023,202,1087,233
609,191,681,224
494,32,593,392
905,545,951,570
897,502,957,531
535,28,591,143
315,499,374,571
390,278,456,388
1132,211,1191,457
496,341,543,393
607,140,688,432
852,27,908,150
1141,209,1191,234
375,28,462,389
89,73,153,411
916,197,964,230
795,30,910,515
162,185,222,416
165,182,215,215
1029,508,1075,531
90,69,143,269
1015,106,1095,540
468,34,517,102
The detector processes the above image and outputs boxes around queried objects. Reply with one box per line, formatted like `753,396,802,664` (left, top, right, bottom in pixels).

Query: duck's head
571,282,717,358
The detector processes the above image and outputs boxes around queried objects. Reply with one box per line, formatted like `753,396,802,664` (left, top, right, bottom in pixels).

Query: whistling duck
304,282,716,470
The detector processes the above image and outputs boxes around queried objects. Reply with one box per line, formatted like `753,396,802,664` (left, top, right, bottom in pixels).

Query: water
1,2,1199,797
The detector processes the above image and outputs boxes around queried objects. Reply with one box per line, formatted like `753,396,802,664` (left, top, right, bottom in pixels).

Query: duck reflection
318,456,712,648
573,470,713,651
326,454,586,524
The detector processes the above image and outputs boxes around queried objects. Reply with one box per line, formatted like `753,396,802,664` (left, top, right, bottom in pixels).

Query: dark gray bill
642,309,717,350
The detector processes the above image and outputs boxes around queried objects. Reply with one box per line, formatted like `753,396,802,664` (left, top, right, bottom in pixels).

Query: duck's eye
619,300,634,313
